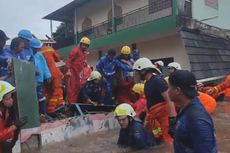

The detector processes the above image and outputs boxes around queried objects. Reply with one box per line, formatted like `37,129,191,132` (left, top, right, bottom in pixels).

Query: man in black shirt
133,57,176,144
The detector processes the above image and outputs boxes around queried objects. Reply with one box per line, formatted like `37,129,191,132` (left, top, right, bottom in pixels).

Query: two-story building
43,0,230,81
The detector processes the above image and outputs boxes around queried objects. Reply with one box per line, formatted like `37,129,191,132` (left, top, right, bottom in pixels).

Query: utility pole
50,20,53,38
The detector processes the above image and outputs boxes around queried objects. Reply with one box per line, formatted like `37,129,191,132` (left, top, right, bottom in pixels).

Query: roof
181,29,230,80
43,0,90,23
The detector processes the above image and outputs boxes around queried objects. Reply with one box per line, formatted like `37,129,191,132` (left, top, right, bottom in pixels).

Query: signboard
13,59,40,129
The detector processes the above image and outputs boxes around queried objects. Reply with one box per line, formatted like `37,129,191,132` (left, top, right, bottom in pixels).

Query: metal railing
78,0,173,39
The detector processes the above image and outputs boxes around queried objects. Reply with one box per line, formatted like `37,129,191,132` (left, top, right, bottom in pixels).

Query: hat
0,30,9,41
169,70,198,97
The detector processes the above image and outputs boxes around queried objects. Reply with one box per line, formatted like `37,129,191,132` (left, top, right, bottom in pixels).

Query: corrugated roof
181,30,230,80
43,0,90,22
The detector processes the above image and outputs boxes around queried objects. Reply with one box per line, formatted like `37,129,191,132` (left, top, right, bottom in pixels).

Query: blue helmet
18,29,32,41
30,38,42,49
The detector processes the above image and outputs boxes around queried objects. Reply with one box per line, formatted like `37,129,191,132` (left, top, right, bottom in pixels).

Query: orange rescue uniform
41,46,64,113
198,92,217,114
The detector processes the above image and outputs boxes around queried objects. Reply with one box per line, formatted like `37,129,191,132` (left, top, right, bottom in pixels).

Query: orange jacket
198,92,217,114
41,46,63,78
215,75,230,92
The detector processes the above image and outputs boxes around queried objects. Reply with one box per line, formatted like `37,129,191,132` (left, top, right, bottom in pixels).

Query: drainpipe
74,7,78,44
111,0,116,33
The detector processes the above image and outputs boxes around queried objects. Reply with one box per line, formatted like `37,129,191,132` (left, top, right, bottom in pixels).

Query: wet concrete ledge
13,113,118,153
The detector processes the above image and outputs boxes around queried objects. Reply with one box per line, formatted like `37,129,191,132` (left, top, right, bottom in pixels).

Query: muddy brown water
23,102,230,153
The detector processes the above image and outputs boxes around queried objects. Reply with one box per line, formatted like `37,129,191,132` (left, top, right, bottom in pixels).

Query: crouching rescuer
0,81,27,153
114,103,156,150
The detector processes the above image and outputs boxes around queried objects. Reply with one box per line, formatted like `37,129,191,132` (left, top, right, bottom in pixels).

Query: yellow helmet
132,83,144,95
0,81,15,102
121,46,131,55
80,37,91,45
114,103,136,118
87,71,101,81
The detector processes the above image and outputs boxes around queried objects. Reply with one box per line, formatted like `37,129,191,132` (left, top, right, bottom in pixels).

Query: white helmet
87,71,102,81
168,62,182,70
0,81,15,102
133,57,161,73
154,60,164,67
114,103,136,118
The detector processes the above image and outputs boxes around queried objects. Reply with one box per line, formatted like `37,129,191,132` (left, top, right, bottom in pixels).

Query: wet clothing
118,118,156,150
198,92,217,114
0,108,14,153
96,55,132,105
144,75,168,109
41,46,64,113
78,81,102,104
174,98,217,153
66,46,87,104
145,102,172,143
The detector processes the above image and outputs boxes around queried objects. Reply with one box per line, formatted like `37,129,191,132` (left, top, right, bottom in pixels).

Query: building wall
76,0,148,31
138,34,191,70
192,0,230,30
88,34,191,71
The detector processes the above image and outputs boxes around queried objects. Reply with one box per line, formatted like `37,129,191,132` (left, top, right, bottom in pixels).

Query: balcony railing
78,0,173,39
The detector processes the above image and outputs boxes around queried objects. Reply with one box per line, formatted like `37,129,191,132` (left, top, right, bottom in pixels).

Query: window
108,5,123,28
81,17,92,36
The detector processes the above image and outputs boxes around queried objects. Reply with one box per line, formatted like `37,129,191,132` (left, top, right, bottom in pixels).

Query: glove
14,116,28,129
168,116,176,138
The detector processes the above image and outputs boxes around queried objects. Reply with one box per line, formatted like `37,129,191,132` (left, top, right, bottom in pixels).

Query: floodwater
23,102,230,153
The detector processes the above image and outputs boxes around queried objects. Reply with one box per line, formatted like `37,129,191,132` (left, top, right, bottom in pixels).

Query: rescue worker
0,81,27,153
116,46,134,79
154,60,164,72
0,30,11,80
65,37,90,105
31,38,52,122
133,57,176,144
130,49,140,61
167,62,217,113
132,83,147,120
78,71,102,105
168,70,217,153
206,75,230,101
18,29,34,62
96,49,132,105
115,103,156,150
165,62,182,82
114,70,134,105
3,38,25,83
41,46,64,114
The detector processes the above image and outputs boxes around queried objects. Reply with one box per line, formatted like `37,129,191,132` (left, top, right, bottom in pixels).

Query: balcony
78,0,174,40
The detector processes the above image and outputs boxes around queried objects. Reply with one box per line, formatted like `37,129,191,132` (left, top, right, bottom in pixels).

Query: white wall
138,34,191,70
76,0,148,31
87,34,191,70
192,0,230,30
